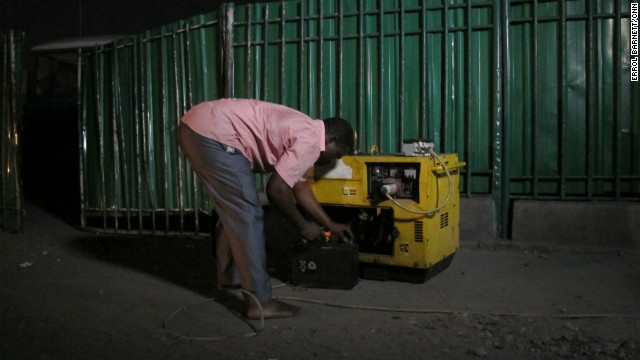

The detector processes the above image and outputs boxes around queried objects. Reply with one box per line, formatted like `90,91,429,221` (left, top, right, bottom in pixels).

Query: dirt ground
1,204,639,360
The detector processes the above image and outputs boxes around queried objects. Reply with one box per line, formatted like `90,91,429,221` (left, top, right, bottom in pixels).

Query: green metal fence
81,12,223,235
1,31,25,232
80,0,639,238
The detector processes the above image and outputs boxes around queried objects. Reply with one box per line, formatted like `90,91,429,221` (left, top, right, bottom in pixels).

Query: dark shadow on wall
22,95,81,227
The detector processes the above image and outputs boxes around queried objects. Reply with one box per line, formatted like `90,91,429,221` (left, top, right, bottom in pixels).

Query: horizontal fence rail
80,0,639,238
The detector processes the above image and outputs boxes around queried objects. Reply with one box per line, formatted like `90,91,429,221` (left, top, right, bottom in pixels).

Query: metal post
492,0,505,238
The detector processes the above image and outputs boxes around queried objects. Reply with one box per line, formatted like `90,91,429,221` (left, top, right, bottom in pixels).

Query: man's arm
266,172,353,242
266,172,324,242
291,180,353,243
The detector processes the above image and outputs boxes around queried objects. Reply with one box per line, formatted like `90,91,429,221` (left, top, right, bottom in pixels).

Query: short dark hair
323,117,354,152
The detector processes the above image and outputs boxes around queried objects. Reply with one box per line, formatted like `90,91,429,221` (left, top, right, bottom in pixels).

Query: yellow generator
307,141,465,282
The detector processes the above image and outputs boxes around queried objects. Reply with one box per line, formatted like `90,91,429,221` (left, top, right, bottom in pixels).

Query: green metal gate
80,0,639,238
1,31,25,232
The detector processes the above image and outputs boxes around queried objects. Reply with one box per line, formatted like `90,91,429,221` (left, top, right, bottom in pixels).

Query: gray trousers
177,123,272,302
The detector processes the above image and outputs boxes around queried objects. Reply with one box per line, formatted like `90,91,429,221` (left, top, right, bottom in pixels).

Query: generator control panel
367,162,420,201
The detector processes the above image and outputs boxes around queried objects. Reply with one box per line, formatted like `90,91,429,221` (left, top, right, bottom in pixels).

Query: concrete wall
459,197,639,250
511,200,640,250
459,196,496,244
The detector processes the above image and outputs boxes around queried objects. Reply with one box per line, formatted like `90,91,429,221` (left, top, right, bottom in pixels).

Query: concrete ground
1,203,639,360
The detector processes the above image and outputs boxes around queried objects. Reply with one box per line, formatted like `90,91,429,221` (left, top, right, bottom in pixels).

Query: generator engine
307,142,465,282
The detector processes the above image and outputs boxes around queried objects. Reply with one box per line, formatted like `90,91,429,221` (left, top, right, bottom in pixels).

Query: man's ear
326,135,338,145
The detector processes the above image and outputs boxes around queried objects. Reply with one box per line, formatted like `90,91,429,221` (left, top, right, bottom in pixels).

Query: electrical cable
383,148,453,215
275,295,640,319
164,284,640,342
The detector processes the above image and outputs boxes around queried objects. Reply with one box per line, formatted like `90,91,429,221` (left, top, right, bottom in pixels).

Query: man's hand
328,222,354,243
300,221,325,243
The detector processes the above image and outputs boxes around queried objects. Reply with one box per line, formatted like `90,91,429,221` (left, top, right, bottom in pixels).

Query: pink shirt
181,98,325,187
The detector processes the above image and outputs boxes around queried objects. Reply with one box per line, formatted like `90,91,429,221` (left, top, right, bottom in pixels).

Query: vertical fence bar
173,29,184,233
464,0,472,197
224,3,235,98
184,23,193,109
13,32,23,231
79,50,87,229
132,38,143,233
115,45,132,231
1,34,7,228
441,0,449,152
399,0,405,148
420,0,427,141
197,16,209,101
263,6,269,100
1,31,24,231
11,32,23,231
161,32,170,234
182,23,195,233
319,1,325,117
502,0,512,238
298,0,305,110
531,0,539,199
97,51,107,230
613,0,621,200
377,0,384,149
586,0,594,200
492,0,505,238
559,0,566,199
111,46,121,232
193,23,205,230
338,0,344,117
247,5,253,99
142,31,157,234
357,0,364,151
280,1,286,104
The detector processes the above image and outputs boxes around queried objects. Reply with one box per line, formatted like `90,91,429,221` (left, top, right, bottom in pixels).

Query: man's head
316,117,354,166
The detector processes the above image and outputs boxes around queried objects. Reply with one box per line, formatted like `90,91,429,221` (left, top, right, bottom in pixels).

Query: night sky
1,0,262,49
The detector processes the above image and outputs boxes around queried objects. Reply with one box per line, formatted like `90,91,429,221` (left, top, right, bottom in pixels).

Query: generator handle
431,161,466,173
